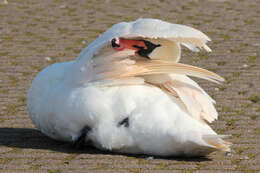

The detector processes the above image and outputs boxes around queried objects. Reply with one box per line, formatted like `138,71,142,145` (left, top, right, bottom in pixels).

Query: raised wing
78,18,211,63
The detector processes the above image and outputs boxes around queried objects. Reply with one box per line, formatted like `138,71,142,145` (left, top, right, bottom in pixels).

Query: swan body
27,18,231,157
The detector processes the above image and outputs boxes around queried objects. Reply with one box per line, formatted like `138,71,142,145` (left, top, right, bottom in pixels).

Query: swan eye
111,38,120,48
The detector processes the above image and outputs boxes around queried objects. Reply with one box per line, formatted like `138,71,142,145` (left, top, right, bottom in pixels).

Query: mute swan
27,18,231,157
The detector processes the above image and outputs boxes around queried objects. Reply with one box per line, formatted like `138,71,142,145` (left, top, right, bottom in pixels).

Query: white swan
27,18,231,157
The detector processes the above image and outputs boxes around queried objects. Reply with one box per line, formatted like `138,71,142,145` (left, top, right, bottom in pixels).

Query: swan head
111,37,161,59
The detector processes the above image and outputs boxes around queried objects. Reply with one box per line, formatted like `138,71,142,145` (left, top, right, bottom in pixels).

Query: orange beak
113,38,147,51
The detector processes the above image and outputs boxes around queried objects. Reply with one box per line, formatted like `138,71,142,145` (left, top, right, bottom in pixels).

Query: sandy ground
0,0,260,172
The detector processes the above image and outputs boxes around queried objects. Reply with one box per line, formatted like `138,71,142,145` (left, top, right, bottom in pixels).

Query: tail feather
203,135,232,152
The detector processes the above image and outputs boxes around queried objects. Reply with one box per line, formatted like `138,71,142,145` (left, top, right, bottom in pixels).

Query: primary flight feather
27,18,231,157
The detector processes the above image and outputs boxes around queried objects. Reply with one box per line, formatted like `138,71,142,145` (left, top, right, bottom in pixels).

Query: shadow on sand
0,127,211,162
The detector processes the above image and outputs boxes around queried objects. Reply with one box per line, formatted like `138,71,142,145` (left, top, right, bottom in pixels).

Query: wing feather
126,59,224,83
144,74,218,123
90,48,224,84
78,18,211,61
168,79,218,123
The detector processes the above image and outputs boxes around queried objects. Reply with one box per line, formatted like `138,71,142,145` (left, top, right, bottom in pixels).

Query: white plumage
27,18,231,157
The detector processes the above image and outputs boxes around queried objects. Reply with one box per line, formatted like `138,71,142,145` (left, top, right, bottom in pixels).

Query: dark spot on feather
72,125,92,149
118,117,129,128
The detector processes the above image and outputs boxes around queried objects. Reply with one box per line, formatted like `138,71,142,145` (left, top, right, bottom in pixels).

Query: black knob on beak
111,38,120,48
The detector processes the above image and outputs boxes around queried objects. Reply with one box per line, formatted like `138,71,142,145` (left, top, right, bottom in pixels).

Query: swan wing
78,18,211,63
